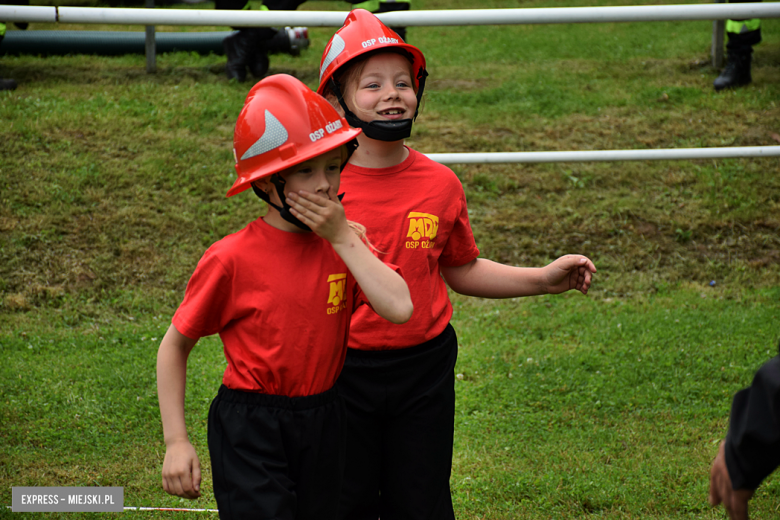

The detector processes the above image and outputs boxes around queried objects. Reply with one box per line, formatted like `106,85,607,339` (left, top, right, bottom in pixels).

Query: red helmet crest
228,74,361,197
317,9,426,96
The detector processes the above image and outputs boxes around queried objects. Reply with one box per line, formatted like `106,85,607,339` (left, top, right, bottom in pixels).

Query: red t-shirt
172,217,371,397
340,148,480,351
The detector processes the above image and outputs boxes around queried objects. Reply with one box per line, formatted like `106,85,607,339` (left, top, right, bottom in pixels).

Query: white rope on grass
4,505,219,513
124,506,219,512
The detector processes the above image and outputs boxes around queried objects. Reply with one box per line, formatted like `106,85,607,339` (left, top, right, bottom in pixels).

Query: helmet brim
226,126,362,198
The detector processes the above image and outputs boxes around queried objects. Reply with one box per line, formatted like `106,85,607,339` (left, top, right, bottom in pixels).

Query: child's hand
162,439,201,499
709,440,754,520
287,187,351,244
543,255,596,295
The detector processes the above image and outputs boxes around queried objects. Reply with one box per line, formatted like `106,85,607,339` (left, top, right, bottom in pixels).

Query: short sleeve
439,190,480,268
172,249,233,340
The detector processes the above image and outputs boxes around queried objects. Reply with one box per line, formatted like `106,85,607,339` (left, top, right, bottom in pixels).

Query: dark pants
214,0,307,34
336,324,458,520
727,0,762,52
208,385,347,520
215,0,305,12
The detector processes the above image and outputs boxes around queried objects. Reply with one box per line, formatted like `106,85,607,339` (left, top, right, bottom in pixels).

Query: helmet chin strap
252,176,313,232
328,67,427,143
252,148,354,232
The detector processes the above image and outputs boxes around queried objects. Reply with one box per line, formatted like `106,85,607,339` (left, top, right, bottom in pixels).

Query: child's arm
157,324,201,499
440,255,596,298
287,188,413,324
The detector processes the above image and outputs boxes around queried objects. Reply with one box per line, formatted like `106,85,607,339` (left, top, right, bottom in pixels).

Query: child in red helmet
156,73,412,520
318,10,597,520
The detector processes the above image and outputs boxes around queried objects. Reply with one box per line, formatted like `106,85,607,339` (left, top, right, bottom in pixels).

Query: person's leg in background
714,0,762,91
350,0,410,41
0,0,30,91
0,22,15,91
216,0,309,82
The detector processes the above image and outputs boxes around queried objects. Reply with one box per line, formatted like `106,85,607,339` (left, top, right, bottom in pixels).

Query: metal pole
424,146,780,165
712,0,726,68
145,0,156,73
4,3,779,27
0,5,56,23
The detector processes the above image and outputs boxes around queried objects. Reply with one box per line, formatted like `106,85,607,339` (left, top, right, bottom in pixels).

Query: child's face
347,53,417,123
258,148,343,204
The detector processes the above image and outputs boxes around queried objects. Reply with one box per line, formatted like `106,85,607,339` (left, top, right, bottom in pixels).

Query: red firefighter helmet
316,8,426,96
227,74,362,198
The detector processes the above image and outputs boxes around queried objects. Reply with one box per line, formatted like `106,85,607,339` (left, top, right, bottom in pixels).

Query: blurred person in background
217,0,409,82
713,0,762,90
0,0,29,90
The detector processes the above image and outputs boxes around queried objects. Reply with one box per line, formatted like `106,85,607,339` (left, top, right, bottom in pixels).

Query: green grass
1,320,225,515
2,0,780,517
2,291,779,517
450,289,780,518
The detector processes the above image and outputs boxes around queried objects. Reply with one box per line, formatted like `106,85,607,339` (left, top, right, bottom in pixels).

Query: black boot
223,29,256,82
247,27,310,79
0,75,17,91
247,48,269,79
713,48,752,91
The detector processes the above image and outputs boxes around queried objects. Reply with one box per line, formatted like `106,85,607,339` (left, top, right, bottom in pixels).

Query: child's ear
252,178,271,193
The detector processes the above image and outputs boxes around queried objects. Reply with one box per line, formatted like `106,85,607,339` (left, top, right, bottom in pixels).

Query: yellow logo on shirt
405,212,438,249
327,273,347,315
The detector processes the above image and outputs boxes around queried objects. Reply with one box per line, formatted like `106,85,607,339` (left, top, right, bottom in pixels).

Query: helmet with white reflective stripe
316,9,427,142
317,9,426,96
227,74,362,198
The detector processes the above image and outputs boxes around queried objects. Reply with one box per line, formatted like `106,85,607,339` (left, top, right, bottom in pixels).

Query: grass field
1,0,780,517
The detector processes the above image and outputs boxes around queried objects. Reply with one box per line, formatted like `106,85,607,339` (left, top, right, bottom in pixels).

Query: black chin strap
328,66,428,142
253,175,312,231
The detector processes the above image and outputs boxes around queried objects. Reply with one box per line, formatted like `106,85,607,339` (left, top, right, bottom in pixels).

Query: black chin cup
344,112,413,141
252,175,346,232
328,66,428,143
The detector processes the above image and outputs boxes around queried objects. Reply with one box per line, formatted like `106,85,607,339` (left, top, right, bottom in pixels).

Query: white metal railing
424,147,780,165
1,3,779,26
2,3,779,164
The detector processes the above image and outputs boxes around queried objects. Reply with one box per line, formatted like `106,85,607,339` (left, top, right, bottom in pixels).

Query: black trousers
215,0,305,12
727,0,762,51
214,0,307,34
336,324,458,520
208,385,346,520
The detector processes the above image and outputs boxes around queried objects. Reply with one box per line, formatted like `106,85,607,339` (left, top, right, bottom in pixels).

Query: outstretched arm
440,255,596,298
157,324,201,499
287,188,413,324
